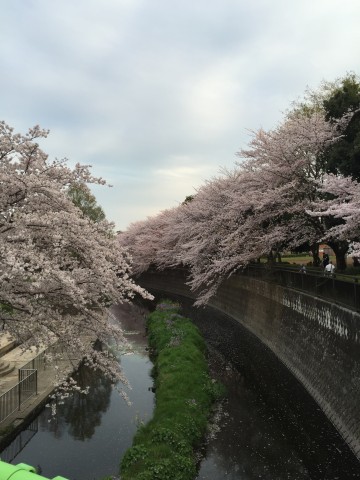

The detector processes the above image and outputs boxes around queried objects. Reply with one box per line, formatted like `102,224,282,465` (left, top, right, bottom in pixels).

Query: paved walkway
0,334,16,357
0,335,81,443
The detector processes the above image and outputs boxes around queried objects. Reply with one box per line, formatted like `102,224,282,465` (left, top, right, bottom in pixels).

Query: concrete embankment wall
138,268,360,461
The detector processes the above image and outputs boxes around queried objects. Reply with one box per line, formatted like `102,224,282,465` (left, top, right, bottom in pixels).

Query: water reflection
2,300,359,479
197,347,360,480
199,390,311,479
0,353,154,480
197,353,310,480
166,296,360,480
45,365,113,441
0,419,38,463
0,303,154,480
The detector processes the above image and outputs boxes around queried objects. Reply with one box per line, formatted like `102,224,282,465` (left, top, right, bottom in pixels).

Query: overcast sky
1,0,360,230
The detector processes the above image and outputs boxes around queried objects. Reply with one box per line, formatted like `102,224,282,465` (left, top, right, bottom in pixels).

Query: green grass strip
119,300,224,480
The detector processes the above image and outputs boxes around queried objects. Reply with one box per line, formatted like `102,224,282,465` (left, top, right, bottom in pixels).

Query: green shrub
120,300,224,480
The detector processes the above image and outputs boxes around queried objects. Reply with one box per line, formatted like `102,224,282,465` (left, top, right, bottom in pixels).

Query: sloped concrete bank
138,268,360,462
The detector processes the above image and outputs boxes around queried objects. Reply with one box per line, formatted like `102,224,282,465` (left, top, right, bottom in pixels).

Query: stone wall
138,268,360,461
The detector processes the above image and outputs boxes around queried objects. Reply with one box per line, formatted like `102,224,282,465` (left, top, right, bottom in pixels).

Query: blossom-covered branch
0,121,152,394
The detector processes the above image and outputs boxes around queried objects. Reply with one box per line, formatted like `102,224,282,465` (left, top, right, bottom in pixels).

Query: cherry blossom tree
289,75,360,268
121,108,353,304
118,207,181,275
237,112,334,252
182,110,350,303
159,174,244,303
0,121,151,394
310,174,360,259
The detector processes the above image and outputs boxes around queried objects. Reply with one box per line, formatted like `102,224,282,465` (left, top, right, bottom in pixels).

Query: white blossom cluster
0,121,152,393
119,109,359,304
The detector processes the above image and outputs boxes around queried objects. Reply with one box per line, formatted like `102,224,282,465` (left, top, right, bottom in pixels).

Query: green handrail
0,460,68,479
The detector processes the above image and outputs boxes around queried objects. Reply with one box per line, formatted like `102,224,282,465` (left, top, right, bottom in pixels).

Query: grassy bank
120,300,224,480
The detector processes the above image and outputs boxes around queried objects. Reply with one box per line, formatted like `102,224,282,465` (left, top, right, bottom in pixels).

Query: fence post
18,381,21,411
354,279,358,310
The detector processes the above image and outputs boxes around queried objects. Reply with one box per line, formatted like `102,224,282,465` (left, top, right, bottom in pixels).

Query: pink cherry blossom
121,109,354,305
0,121,152,394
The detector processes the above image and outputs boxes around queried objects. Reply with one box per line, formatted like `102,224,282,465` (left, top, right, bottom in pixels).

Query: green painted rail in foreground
0,460,68,479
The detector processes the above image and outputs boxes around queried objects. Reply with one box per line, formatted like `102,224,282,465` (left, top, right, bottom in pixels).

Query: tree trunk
310,243,321,267
327,240,349,271
267,251,275,264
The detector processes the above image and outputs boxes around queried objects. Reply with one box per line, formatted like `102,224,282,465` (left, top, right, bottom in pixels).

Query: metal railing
0,418,38,462
242,264,360,311
0,342,65,424
0,370,37,424
19,341,64,373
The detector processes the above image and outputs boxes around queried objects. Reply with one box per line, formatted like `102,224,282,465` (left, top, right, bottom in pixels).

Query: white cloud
1,0,360,230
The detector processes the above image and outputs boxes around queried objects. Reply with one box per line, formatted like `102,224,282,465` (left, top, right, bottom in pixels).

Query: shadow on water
146,292,360,480
2,298,360,479
198,349,313,480
0,303,155,480
42,364,113,442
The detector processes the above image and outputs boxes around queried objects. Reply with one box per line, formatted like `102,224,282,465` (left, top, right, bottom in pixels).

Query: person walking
322,253,329,269
299,264,307,274
324,260,336,276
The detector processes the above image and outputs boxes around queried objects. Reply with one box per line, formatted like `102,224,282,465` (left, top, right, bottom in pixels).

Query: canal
0,302,359,479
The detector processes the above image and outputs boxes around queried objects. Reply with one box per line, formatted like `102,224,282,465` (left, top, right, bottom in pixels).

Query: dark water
0,304,154,480
197,351,360,479
190,308,360,480
1,302,360,480
197,350,312,480
146,294,360,480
